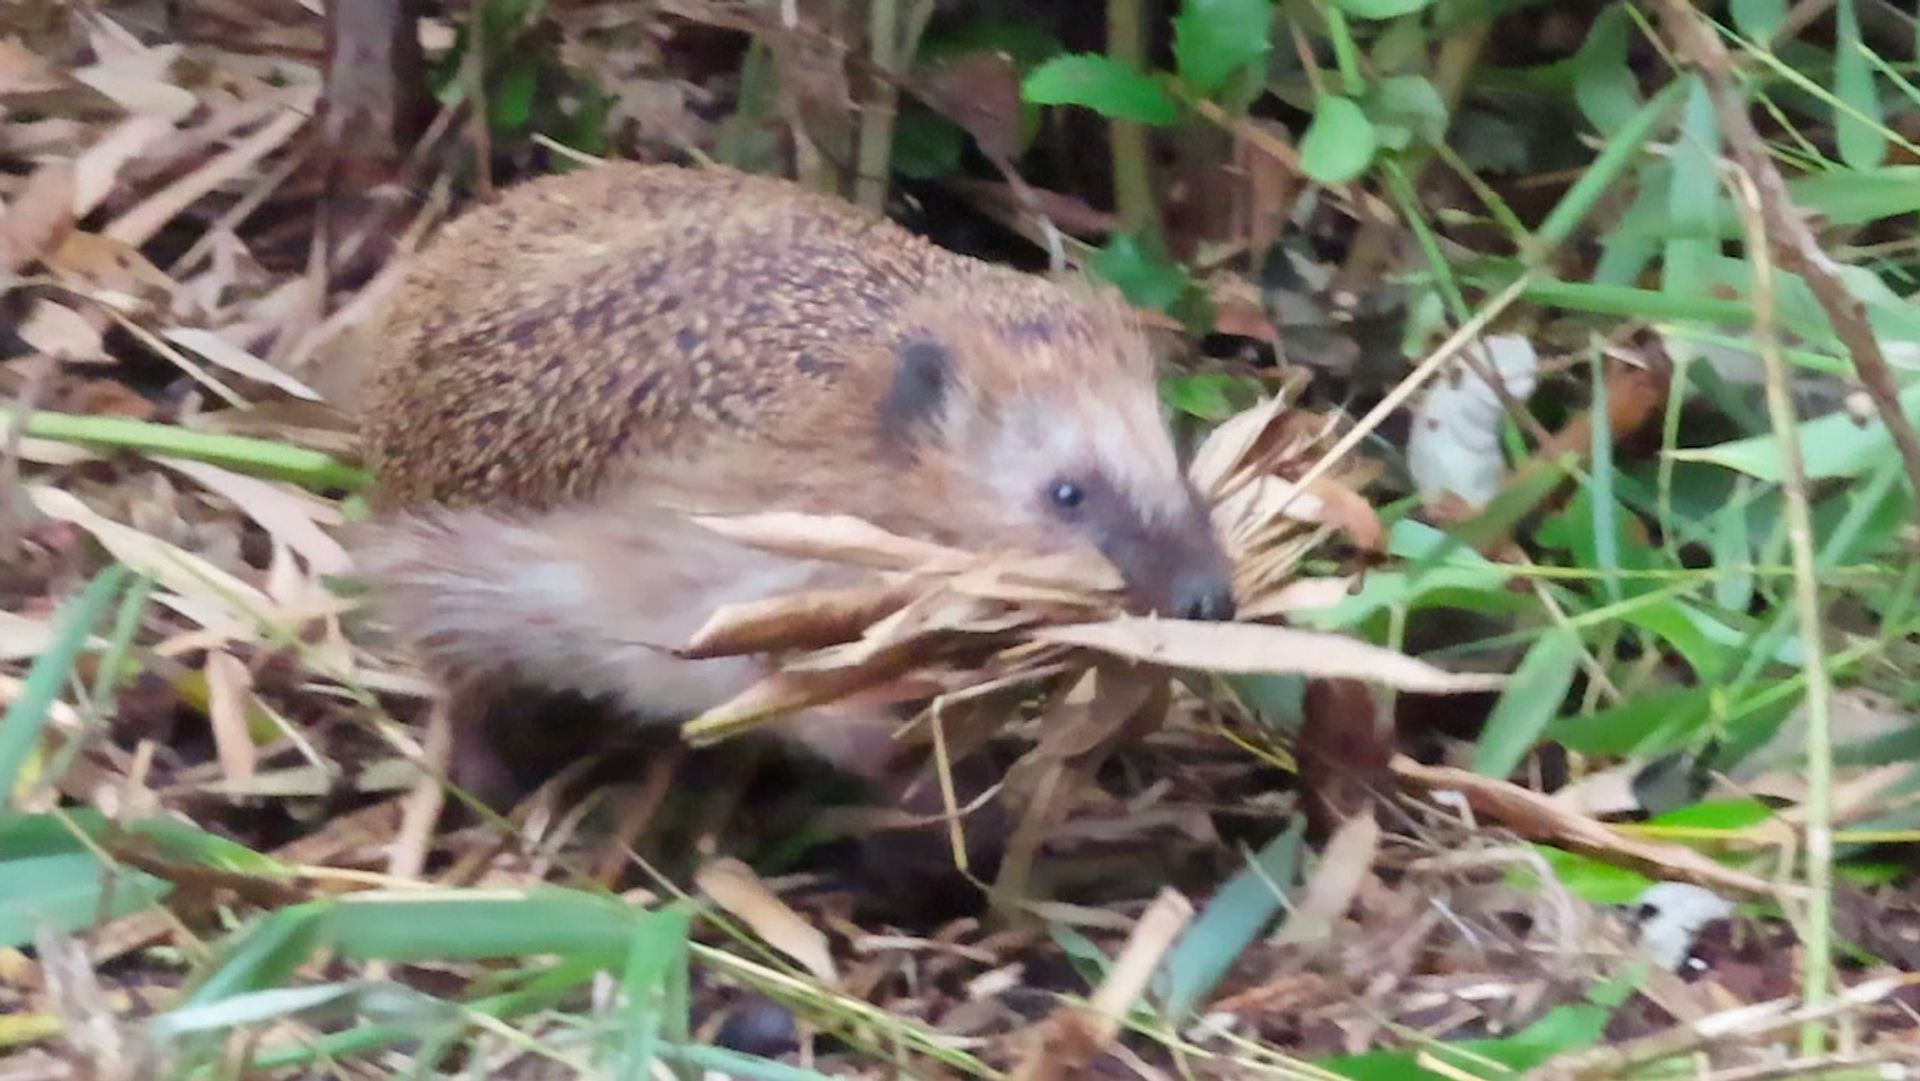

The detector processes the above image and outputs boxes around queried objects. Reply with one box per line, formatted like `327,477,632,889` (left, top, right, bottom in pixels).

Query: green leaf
489,53,540,134
1324,0,1435,19
0,852,171,948
1,564,128,804
1532,847,1656,905
1322,1002,1610,1077
1298,95,1378,183
1665,79,1722,296
187,904,329,1005
319,888,647,963
1157,820,1304,1017
1834,0,1886,169
152,982,455,1041
1573,5,1641,132
1669,380,1920,482
1648,797,1774,832
1473,628,1583,778
1361,74,1447,149
1711,491,1755,614
609,907,693,1080
1173,0,1275,97
1544,686,1724,759
1089,232,1192,311
891,107,966,179
1022,54,1179,124
123,817,292,878
1729,0,1787,39
1160,373,1263,420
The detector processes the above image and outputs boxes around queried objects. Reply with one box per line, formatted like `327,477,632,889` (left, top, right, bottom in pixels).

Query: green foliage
431,0,612,153
1173,0,1275,97
1162,372,1266,420
1322,1000,1610,1077
1325,0,1437,19
1832,0,1885,169
1022,54,1180,124
1299,95,1379,183
1572,5,1641,132
1089,231,1213,328
1156,819,1304,1018
1472,627,1583,779
1,565,129,805
0,807,296,948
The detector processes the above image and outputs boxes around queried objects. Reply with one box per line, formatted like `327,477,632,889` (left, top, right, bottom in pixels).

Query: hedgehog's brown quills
356,162,1234,799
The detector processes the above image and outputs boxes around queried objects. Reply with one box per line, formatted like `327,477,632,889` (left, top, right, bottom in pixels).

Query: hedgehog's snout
1101,492,1238,623
1169,569,1237,622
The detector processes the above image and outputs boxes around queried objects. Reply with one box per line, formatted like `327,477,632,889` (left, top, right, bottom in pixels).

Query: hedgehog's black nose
1172,573,1237,622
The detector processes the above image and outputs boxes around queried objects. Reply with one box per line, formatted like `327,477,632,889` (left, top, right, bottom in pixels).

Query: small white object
1634,882,1733,970
1407,334,1540,509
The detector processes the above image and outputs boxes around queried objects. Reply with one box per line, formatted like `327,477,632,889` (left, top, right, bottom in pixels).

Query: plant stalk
1107,0,1158,238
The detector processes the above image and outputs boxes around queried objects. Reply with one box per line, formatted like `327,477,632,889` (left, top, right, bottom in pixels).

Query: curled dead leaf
1031,618,1506,695
696,857,838,984
690,511,971,572
679,580,922,660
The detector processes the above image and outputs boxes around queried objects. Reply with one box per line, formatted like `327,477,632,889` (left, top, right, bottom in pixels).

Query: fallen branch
1391,755,1792,902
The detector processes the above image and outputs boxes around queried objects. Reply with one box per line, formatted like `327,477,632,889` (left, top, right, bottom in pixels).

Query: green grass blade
1157,818,1305,1018
22,411,370,492
0,563,129,809
1535,78,1687,251
1473,627,1583,779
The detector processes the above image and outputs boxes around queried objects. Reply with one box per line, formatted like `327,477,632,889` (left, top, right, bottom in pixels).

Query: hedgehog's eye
1047,480,1086,513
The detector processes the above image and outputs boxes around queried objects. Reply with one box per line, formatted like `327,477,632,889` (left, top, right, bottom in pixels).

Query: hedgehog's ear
881,337,950,443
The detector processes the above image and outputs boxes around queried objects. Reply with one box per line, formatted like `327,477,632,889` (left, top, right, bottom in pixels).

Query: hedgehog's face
880,329,1237,622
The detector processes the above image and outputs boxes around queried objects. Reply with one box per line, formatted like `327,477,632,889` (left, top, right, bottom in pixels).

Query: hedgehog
356,162,1236,800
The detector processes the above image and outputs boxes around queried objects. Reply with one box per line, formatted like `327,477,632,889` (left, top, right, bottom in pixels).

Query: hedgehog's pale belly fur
357,162,1206,791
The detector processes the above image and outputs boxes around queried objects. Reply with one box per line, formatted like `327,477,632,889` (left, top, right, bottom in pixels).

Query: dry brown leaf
1188,393,1291,498
1391,755,1789,900
681,648,926,746
0,38,63,94
910,50,1023,161
157,456,350,576
1235,575,1353,621
27,485,273,626
61,378,157,419
1303,477,1385,553
1012,887,1192,1081
679,580,921,660
0,160,76,274
49,231,177,294
16,301,106,362
695,857,838,984
1271,810,1378,945
105,106,310,248
70,116,173,217
204,650,259,784
164,329,324,402
1206,275,1279,343
1032,618,1507,694
690,511,972,572
70,44,197,120
0,611,106,662
949,546,1124,601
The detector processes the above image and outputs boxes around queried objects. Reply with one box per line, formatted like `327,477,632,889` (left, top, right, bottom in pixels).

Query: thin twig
1653,0,1920,519
1728,162,1837,1053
